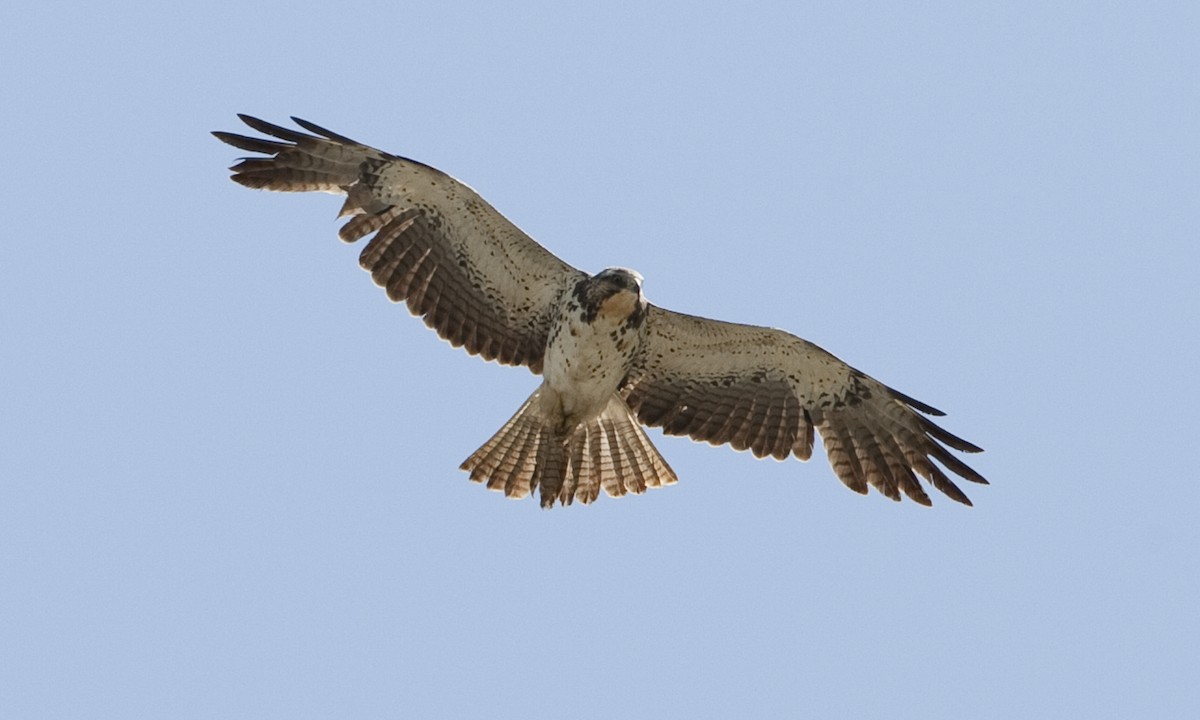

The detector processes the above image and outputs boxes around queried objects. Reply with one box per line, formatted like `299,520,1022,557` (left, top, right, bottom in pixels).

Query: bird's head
594,267,643,295
584,267,646,324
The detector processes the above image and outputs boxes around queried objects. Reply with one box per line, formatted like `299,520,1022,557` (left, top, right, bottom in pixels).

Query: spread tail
461,387,678,508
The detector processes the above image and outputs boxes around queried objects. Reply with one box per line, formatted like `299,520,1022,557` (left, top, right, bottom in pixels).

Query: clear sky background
2,2,1197,718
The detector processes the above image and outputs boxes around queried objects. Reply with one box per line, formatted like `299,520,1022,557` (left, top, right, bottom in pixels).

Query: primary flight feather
215,115,987,508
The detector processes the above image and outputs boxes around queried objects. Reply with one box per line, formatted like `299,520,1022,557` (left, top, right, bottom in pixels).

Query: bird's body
543,270,646,430
215,115,987,508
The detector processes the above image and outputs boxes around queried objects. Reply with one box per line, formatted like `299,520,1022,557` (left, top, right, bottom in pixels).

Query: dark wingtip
235,114,311,142
950,436,985,454
946,486,974,507
213,130,288,154
918,414,985,454
926,464,975,505
911,493,934,508
291,116,360,145
890,387,946,416
212,130,245,147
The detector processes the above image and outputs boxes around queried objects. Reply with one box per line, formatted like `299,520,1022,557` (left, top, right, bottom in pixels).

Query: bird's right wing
214,115,586,373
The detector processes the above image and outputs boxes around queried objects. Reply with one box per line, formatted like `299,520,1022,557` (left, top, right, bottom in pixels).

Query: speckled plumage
216,116,987,508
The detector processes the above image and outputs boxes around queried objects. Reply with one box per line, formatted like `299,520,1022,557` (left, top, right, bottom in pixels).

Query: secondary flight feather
215,115,987,508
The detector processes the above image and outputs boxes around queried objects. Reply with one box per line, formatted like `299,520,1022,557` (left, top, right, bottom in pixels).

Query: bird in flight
214,115,987,508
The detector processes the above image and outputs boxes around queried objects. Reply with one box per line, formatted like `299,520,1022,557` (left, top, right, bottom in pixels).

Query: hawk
215,115,987,508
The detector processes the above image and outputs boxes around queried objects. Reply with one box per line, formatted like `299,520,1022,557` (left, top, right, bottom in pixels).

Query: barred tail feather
460,389,559,501
461,389,677,508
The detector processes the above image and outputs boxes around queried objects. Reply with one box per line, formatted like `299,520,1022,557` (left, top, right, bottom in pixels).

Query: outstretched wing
622,306,986,505
214,115,586,372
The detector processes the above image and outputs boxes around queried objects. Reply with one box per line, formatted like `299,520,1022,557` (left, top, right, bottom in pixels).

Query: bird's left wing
622,306,986,505
214,115,586,372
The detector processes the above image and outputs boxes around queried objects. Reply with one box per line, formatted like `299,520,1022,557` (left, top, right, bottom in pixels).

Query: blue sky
2,1,1197,718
